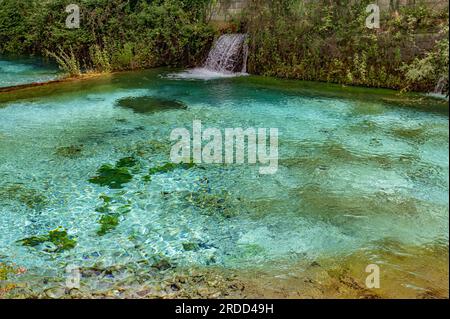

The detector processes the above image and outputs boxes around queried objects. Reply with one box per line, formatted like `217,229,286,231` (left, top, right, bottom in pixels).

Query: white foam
166,68,248,80
426,92,449,101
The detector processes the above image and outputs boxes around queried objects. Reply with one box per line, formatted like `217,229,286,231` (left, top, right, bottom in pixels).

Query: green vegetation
0,0,447,93
402,26,449,95
244,0,449,94
18,227,77,252
0,0,215,74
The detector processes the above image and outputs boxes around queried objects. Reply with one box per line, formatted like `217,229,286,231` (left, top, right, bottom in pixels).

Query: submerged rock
55,145,83,158
116,96,187,114
0,184,48,209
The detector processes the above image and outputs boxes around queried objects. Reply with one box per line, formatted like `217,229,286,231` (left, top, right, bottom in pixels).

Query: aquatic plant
143,163,195,182
18,227,77,252
97,214,120,236
95,193,132,236
89,164,133,189
116,156,139,168
149,163,194,175
89,156,142,189
116,96,187,114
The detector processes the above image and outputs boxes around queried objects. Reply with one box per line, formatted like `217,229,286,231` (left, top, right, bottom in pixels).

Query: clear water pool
0,68,448,297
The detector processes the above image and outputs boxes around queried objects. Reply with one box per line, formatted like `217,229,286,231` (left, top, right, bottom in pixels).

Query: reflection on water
0,68,448,298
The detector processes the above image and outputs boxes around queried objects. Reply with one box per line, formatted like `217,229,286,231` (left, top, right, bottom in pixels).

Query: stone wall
210,0,248,21
210,0,449,21
376,0,449,11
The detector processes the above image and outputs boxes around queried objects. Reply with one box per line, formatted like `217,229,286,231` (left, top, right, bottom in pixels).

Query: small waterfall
434,76,448,96
166,33,249,80
427,76,449,100
203,34,249,74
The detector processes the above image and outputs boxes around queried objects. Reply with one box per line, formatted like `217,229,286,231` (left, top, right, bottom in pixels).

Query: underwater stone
55,145,83,158
0,184,48,210
182,242,200,251
116,96,187,114
152,258,173,271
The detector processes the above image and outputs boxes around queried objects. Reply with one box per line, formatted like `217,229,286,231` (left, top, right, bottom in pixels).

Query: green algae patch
143,162,195,181
95,193,132,236
116,156,139,168
18,227,77,252
0,184,48,210
0,263,18,280
116,96,187,114
149,162,194,175
89,164,133,189
89,157,141,189
97,214,120,236
182,242,200,252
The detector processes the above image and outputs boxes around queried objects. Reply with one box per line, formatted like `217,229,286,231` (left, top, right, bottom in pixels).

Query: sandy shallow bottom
2,244,448,299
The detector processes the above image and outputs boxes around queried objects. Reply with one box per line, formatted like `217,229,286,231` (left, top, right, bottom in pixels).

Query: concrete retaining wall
210,0,449,21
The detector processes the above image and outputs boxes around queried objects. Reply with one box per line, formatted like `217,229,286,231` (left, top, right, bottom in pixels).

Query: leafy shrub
45,46,81,76
0,0,215,73
402,26,449,95
244,0,449,91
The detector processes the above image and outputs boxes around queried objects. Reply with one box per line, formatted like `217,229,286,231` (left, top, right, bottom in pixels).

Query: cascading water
203,34,249,73
434,76,448,96
427,76,449,100
168,34,249,80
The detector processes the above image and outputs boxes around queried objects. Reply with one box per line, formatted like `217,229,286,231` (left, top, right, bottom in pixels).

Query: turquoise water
0,56,59,88
0,69,448,286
